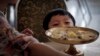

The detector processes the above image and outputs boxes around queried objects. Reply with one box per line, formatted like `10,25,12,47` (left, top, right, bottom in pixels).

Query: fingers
11,34,29,50
21,28,34,36
12,34,26,43
12,34,39,50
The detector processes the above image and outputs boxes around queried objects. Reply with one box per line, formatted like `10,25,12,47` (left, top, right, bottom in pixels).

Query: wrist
27,41,43,49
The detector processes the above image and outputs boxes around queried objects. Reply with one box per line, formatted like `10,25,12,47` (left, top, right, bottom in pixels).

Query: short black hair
43,8,76,30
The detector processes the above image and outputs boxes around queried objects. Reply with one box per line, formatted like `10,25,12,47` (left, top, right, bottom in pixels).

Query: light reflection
81,20,86,27
82,44,87,51
10,6,15,26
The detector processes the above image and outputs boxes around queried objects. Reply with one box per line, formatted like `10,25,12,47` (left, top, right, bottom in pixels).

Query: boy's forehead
51,15,71,20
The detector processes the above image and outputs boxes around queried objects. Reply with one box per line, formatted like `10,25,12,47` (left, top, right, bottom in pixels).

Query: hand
21,28,34,36
21,28,39,44
11,28,39,49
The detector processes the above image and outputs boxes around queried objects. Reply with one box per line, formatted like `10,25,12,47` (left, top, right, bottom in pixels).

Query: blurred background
65,0,100,56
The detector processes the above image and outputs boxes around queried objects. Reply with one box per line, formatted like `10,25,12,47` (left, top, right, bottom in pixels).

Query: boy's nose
60,24,66,27
60,23,71,28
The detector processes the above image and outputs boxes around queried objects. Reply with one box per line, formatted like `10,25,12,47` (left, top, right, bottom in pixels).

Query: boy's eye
65,22,70,24
52,24,59,26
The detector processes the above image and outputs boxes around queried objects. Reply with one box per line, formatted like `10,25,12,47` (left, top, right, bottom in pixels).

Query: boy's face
48,15,74,29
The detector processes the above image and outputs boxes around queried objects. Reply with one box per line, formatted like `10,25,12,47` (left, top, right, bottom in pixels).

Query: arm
28,42,71,56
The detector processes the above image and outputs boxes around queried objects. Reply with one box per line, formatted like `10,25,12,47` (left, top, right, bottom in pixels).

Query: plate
45,27,99,44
